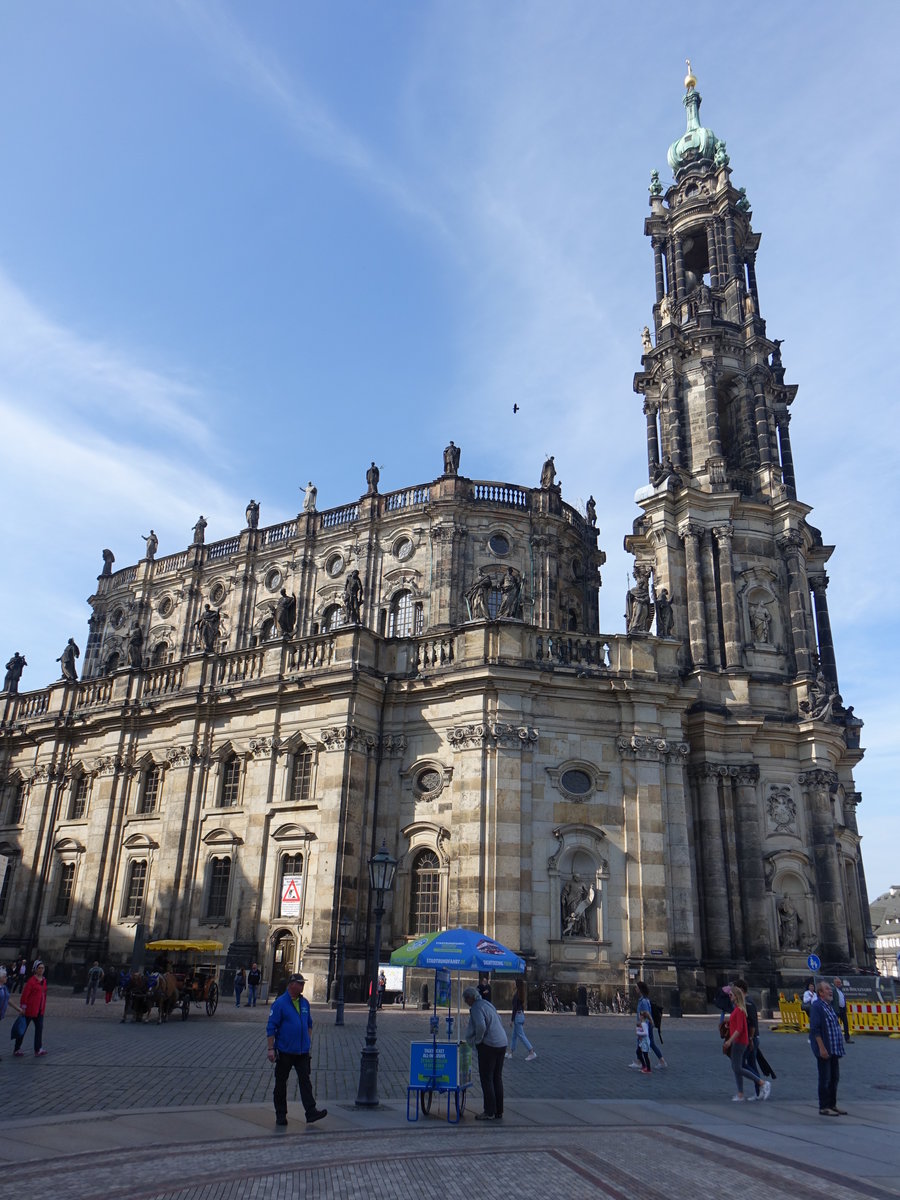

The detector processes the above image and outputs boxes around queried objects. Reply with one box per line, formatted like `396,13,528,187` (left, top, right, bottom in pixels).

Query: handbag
10,1014,26,1040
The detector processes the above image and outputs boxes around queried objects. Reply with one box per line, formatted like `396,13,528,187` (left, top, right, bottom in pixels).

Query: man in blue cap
266,972,327,1128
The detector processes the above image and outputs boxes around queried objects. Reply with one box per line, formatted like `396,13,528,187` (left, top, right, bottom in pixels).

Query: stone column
652,237,666,302
674,235,686,301
809,573,838,690
844,792,875,968
799,769,850,963
701,361,723,461
775,409,797,497
713,525,742,668
680,525,708,668
733,765,770,965
700,531,722,668
751,367,773,466
746,251,759,306
663,743,699,959
644,399,661,474
691,764,731,960
777,530,814,677
724,210,738,280
706,221,720,289
661,373,685,469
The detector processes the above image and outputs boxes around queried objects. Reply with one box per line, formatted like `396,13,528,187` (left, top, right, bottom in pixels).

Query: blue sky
0,1,897,897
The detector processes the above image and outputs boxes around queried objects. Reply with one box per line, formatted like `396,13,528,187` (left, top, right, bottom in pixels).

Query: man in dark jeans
809,979,847,1116
265,973,327,1128
463,985,508,1121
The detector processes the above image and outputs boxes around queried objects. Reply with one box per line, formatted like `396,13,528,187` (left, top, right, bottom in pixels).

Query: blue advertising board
409,1041,472,1090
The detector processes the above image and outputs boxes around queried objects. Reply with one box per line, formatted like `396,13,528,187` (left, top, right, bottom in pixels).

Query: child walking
635,1015,652,1074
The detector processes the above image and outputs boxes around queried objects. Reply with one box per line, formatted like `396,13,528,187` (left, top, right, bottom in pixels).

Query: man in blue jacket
266,972,327,1127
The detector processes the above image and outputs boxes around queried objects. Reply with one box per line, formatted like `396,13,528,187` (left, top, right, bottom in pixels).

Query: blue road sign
807,954,821,971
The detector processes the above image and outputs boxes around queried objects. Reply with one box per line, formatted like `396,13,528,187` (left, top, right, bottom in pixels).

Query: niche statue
625,565,654,634
275,589,296,637
195,605,221,654
561,875,594,938
343,570,363,624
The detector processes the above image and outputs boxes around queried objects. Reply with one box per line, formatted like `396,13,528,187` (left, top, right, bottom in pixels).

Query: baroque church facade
0,73,873,1007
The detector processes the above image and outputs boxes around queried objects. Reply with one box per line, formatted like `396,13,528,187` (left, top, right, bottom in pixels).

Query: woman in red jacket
14,959,48,1056
723,984,769,1102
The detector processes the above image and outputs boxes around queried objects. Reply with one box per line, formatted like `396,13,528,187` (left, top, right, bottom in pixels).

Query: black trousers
476,1043,505,1117
273,1051,317,1118
816,1054,840,1111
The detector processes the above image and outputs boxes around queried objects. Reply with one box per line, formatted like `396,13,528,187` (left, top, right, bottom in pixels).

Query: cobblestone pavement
0,992,898,1200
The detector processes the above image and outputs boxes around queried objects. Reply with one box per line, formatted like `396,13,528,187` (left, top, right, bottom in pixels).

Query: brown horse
149,970,180,1023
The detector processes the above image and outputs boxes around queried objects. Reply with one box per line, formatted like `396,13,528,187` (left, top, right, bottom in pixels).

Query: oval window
326,553,345,578
416,769,442,796
210,582,226,605
157,596,173,619
395,537,414,561
265,567,282,592
561,769,592,795
489,533,510,556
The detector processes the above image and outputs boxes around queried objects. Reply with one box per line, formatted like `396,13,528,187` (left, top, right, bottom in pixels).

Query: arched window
140,766,161,814
322,605,343,632
408,850,441,936
124,860,148,918
8,782,25,825
220,757,241,807
105,651,120,674
151,642,169,667
206,856,232,919
389,591,423,638
0,855,16,917
53,862,76,921
290,747,312,803
70,776,90,820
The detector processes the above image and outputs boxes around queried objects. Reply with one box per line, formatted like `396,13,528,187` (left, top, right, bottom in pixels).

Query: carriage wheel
420,1090,433,1115
181,997,191,1020
206,981,219,1015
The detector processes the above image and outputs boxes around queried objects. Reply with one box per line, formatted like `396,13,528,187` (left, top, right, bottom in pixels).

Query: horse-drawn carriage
128,939,222,1022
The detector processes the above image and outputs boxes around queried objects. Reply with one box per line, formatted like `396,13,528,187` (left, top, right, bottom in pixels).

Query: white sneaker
505,1052,512,1059
745,1095,758,1102
731,1095,745,1102
762,1081,772,1101
525,1051,537,1062
627,1062,642,1069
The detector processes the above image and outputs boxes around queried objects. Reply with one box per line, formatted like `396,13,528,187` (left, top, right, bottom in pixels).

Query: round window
560,769,592,795
395,537,414,561
265,567,282,592
157,596,173,619
210,582,226,605
326,553,345,578
489,533,510,556
416,769,442,796
110,607,125,629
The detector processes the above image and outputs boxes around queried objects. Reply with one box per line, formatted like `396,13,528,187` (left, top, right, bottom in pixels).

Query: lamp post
335,914,351,1026
355,841,397,1107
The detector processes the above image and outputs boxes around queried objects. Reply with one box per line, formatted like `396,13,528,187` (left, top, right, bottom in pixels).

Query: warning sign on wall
280,876,303,918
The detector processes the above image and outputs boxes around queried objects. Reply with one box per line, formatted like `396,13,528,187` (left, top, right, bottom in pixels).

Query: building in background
0,72,873,1006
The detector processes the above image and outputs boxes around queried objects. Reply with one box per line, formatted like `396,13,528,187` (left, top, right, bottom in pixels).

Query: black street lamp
335,914,351,1026
355,841,397,1107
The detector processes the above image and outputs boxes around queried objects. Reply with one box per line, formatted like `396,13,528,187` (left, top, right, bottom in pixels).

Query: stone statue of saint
366,462,380,495
801,669,837,721
127,624,144,669
195,605,221,654
192,516,207,546
586,496,597,526
57,638,80,682
641,326,652,354
654,587,674,638
777,896,801,949
443,441,461,475
303,482,317,512
143,530,158,561
540,456,556,488
275,589,296,637
625,565,654,634
101,549,115,577
343,570,363,624
658,294,672,324
561,875,594,938
3,651,27,694
498,567,524,620
750,603,771,644
245,500,259,530
464,567,493,621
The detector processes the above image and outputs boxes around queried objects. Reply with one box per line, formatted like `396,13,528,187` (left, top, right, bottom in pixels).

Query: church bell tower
628,65,872,977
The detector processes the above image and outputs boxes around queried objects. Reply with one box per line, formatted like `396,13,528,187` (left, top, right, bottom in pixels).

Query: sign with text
280,876,303,918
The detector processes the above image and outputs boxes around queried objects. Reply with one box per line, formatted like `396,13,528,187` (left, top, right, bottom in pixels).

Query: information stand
407,1038,472,1123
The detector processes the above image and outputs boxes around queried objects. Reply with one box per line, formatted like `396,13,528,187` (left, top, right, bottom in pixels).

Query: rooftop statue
3,651,27,694
57,638,80,683
245,499,259,530
443,441,461,475
366,462,380,495
303,482,317,512
192,515,207,546
101,548,115,577
142,530,158,561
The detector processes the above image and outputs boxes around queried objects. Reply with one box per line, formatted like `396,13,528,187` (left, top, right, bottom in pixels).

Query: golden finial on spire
684,58,697,91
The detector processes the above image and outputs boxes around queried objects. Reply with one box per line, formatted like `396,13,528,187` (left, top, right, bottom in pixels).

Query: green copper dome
667,69,720,180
